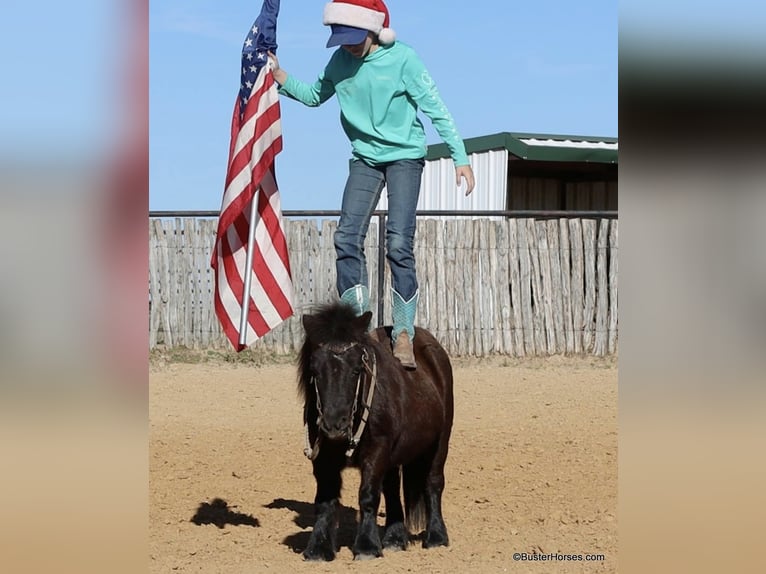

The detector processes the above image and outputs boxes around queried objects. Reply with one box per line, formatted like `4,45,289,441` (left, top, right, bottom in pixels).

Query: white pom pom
378,27,396,45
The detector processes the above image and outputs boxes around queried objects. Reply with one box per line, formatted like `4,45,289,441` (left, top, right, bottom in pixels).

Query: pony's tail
402,460,427,533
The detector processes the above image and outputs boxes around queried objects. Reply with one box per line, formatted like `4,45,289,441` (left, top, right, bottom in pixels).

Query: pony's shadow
265,498,358,554
191,498,260,528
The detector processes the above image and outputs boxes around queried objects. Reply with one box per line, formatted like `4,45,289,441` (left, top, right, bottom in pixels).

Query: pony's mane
305,301,365,346
297,301,368,400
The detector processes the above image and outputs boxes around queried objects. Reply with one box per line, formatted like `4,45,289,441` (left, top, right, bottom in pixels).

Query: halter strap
345,351,377,458
304,422,321,460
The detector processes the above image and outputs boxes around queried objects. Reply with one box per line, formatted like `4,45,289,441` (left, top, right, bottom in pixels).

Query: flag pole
238,187,260,347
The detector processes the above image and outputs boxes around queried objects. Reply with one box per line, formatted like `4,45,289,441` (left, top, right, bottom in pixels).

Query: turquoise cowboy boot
391,289,418,369
340,285,378,340
339,284,369,317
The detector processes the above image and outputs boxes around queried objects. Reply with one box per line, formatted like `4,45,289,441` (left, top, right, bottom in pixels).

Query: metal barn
376,131,618,214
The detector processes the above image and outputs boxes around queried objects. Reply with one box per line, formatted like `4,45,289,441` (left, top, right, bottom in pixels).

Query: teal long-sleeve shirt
278,41,469,167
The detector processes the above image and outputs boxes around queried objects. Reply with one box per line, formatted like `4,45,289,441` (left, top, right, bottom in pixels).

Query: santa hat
323,0,396,45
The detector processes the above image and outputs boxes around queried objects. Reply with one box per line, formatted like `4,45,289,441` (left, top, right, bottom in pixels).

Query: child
270,0,475,368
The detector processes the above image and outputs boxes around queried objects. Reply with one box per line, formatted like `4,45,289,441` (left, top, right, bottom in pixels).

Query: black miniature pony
298,302,454,561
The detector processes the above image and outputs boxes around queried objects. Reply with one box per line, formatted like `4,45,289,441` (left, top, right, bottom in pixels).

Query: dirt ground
150,354,617,573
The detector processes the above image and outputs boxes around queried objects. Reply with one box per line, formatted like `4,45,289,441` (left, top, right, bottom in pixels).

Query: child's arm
403,53,475,194
268,51,336,107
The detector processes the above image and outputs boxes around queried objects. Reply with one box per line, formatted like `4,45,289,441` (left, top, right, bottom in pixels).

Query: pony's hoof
422,529,449,549
353,551,382,561
302,547,335,562
382,523,409,551
352,537,383,560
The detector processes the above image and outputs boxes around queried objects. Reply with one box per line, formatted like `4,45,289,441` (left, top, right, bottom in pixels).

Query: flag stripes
212,56,293,350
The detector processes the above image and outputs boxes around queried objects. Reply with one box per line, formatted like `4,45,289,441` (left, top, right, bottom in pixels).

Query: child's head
323,0,396,48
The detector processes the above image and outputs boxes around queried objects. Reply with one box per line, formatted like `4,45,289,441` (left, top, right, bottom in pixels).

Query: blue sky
0,0,117,160
149,0,618,212
3,1,766,211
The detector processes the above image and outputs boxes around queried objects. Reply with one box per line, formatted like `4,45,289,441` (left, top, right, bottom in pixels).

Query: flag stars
236,15,278,119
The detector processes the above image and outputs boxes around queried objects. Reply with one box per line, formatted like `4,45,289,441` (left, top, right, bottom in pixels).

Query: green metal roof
426,131,618,164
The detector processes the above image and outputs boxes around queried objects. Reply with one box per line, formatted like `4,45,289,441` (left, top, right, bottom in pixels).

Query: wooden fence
149,217,618,356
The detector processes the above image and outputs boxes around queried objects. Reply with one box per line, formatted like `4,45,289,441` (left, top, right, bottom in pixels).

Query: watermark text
512,552,605,562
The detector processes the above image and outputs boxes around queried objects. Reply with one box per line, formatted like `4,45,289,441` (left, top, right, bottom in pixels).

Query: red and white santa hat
323,0,396,45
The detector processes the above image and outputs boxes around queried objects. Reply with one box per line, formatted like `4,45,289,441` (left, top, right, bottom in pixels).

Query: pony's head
299,303,373,440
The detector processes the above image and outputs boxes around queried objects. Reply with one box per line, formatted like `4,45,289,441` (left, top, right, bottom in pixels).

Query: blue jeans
334,158,424,301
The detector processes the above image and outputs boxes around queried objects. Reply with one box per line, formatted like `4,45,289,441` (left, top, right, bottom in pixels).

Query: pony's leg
381,466,408,551
303,459,343,561
422,439,450,548
352,460,386,560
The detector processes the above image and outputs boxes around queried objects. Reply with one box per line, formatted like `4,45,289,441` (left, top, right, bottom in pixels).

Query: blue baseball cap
326,24,368,48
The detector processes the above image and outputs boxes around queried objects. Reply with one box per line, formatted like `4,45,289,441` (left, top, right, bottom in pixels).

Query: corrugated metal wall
376,149,508,216
374,148,616,213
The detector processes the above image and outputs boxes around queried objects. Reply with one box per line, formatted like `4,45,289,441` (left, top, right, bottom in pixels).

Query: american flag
211,0,293,351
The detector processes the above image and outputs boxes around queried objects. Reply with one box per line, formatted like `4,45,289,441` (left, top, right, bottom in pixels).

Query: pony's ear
302,314,318,337
355,311,373,333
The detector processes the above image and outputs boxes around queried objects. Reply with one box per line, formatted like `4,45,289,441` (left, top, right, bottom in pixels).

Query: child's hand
267,51,287,85
456,165,475,196
267,51,280,71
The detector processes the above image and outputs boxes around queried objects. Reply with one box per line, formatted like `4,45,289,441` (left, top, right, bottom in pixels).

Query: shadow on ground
265,497,359,554
191,498,260,528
